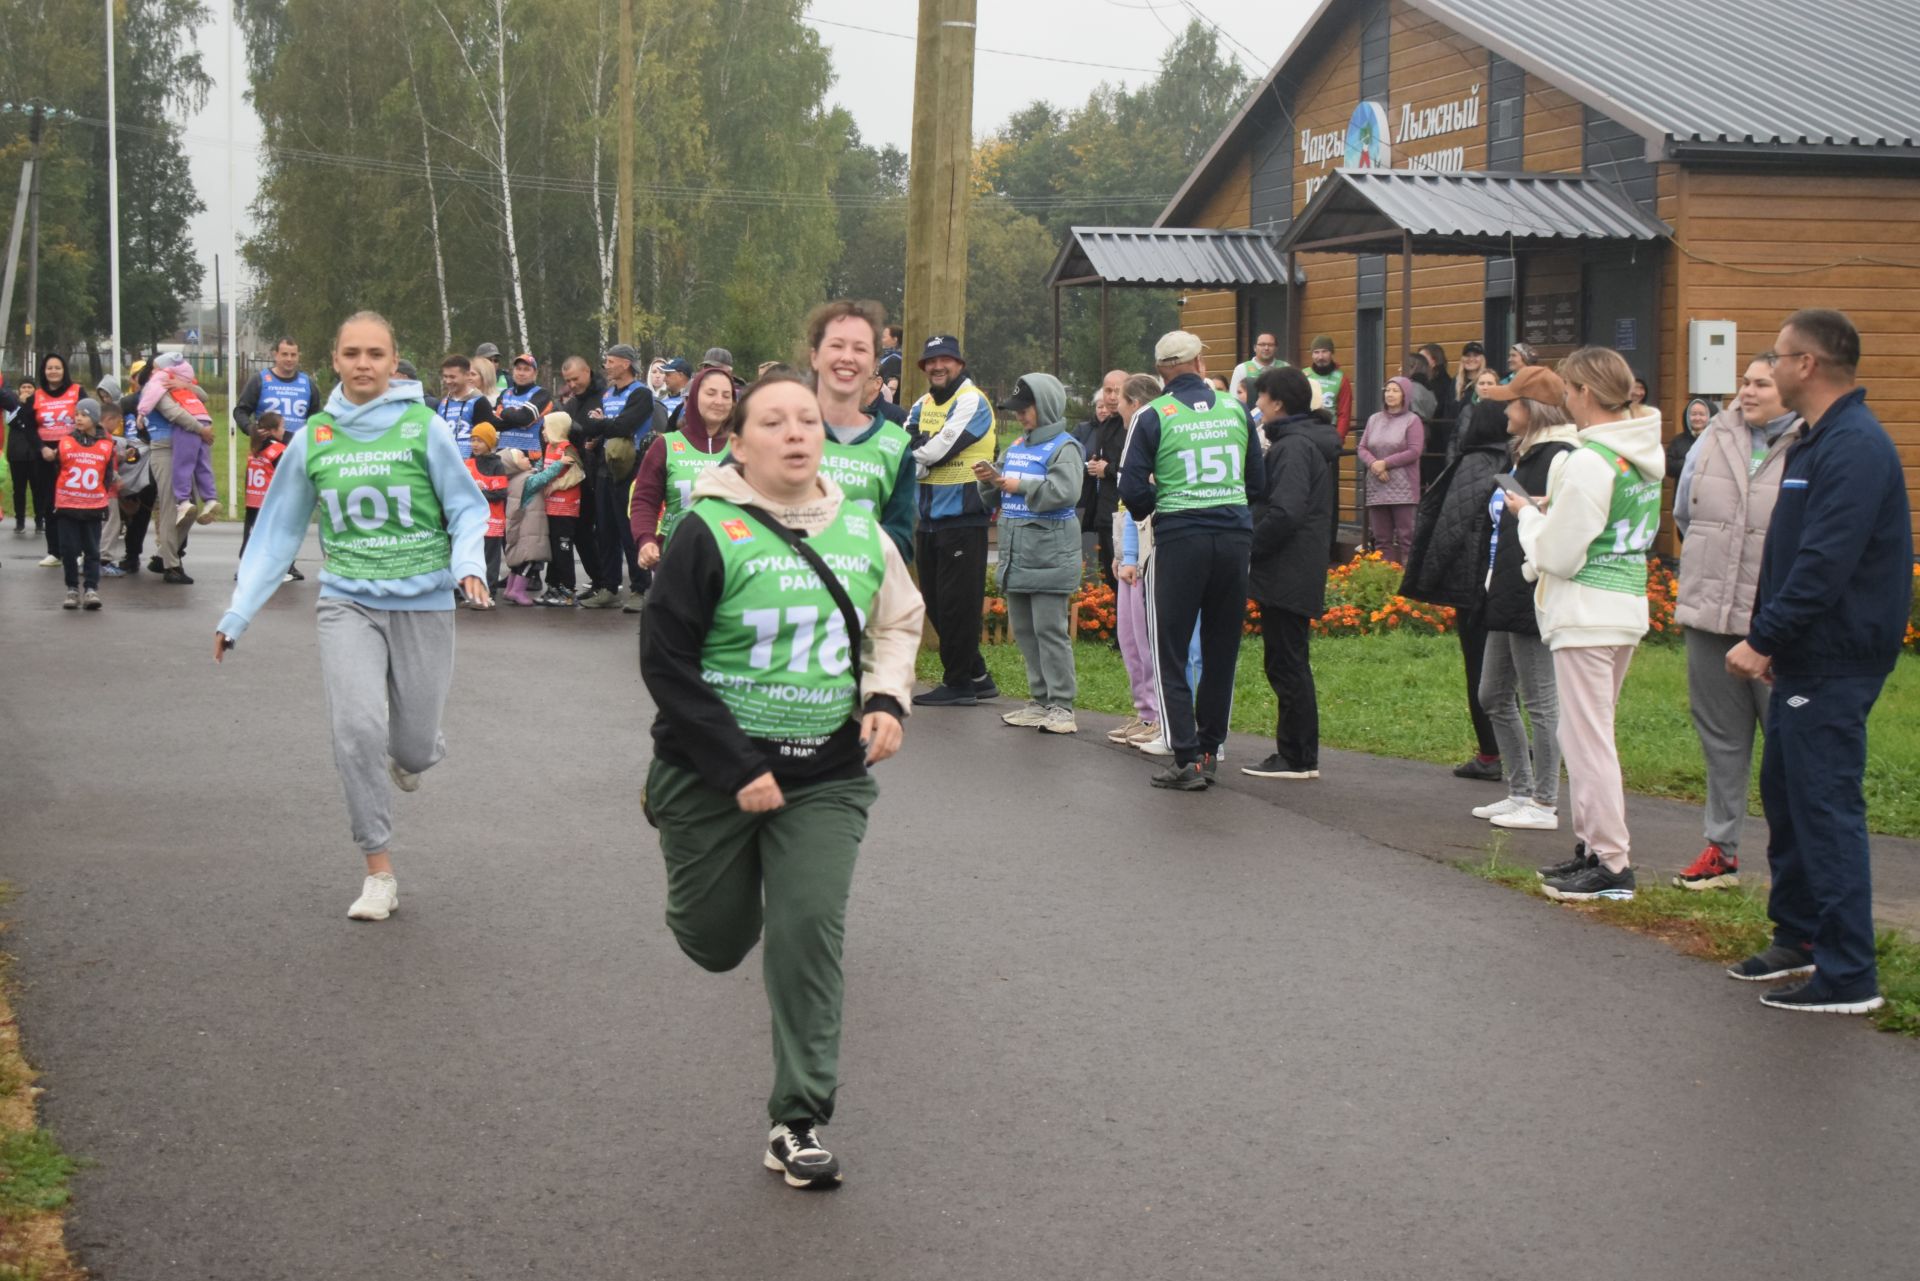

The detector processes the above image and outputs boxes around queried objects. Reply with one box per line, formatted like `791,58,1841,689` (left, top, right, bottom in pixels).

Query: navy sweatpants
1761,672,1888,996
1149,529,1249,766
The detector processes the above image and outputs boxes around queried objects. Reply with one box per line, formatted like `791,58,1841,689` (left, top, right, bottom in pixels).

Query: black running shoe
148,555,165,574
764,1122,841,1189
1453,754,1503,781
1241,753,1318,779
913,684,977,708
1759,980,1885,1015
286,566,306,581
1536,842,1592,880
1151,760,1208,791
119,555,140,574
1726,944,1816,983
162,567,194,585
1201,754,1219,787
1542,862,1636,902
972,675,1001,701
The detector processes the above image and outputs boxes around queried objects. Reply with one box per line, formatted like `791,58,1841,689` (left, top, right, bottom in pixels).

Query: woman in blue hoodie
215,312,491,922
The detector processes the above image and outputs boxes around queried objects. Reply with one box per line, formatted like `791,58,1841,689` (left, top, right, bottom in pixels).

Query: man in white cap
1118,330,1267,791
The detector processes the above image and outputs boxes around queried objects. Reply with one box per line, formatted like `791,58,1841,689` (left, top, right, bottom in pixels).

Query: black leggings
30,453,58,551
546,514,577,592
1456,603,1500,758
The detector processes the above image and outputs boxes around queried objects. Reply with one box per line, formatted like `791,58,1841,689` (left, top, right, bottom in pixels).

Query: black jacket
1401,400,1512,610
1249,413,1339,616
1484,436,1575,634
1074,413,1126,526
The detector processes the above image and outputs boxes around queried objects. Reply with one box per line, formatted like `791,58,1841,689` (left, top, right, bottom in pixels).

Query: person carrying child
43,396,118,609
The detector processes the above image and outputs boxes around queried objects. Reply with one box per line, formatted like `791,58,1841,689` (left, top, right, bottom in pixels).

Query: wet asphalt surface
3,523,1918,1281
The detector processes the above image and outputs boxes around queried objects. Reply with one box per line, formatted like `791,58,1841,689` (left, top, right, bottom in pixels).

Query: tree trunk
491,0,529,354
404,36,453,352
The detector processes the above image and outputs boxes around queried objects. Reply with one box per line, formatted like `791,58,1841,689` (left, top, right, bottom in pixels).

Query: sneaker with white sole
1759,980,1885,1015
1241,753,1318,779
1472,795,1528,820
764,1122,841,1188
1726,944,1816,983
38,554,61,568
1137,734,1173,757
61,589,80,609
1126,720,1162,745
195,500,222,525
1001,702,1047,727
1542,862,1636,902
1490,802,1559,831
347,873,399,921
1039,706,1078,735
387,758,421,792
1107,717,1145,743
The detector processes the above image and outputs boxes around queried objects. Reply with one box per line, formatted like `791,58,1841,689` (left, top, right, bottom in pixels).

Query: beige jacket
690,463,926,715
1674,407,1801,636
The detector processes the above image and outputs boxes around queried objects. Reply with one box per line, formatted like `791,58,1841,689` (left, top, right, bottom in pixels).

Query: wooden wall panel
1182,289,1238,364
1524,76,1584,173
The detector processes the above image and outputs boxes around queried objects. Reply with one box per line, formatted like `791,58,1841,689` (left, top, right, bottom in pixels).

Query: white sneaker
1137,734,1173,757
1039,706,1078,734
387,758,421,792
195,499,222,525
1001,702,1047,727
1473,795,1527,820
347,872,399,921
1490,802,1560,831
37,554,60,568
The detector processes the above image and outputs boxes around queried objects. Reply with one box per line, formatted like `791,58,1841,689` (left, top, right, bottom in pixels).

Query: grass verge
0,889,83,1281
1458,848,1920,1037
930,632,1920,838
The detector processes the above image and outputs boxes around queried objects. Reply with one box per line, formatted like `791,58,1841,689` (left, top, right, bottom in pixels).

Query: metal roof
1278,170,1671,255
1045,227,1303,290
1406,0,1920,157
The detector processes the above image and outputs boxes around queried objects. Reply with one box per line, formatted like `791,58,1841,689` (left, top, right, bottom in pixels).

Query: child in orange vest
241,411,288,562
42,397,118,610
530,412,584,606
465,421,510,602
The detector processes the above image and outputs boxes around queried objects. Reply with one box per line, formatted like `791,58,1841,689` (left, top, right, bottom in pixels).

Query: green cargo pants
647,758,878,1127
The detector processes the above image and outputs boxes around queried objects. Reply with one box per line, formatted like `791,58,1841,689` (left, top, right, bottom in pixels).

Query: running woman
807,299,917,560
215,311,491,920
639,372,924,1189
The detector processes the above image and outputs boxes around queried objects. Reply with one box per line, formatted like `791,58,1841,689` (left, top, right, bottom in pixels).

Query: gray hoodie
980,372,1083,595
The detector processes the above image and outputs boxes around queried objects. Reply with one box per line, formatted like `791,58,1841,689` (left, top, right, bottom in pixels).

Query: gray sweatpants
1479,629,1561,806
1685,627,1768,852
152,439,182,569
316,598,456,853
1007,591,1076,708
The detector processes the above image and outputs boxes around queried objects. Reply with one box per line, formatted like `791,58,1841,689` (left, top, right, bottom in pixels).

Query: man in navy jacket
1726,309,1912,1015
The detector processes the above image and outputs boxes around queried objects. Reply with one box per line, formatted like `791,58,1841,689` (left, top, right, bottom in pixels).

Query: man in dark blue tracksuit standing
1120,330,1268,791
1725,309,1912,1015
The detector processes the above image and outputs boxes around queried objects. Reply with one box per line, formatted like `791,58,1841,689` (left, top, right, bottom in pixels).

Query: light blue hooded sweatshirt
217,380,489,641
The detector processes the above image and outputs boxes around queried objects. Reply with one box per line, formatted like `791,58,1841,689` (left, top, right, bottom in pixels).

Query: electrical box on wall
1689,320,1738,395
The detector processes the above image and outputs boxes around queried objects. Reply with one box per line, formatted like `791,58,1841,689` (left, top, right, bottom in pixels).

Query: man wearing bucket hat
906,334,1000,707
1118,330,1268,791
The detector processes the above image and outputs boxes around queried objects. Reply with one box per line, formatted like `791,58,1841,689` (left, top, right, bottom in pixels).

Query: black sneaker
162,567,194,585
1453,755,1503,781
764,1122,841,1189
1201,754,1219,787
120,556,141,574
1536,842,1592,880
1726,944,1816,983
913,684,977,708
148,555,165,574
286,566,305,581
1150,760,1208,791
1759,980,1885,1015
1542,862,1636,902
1242,753,1319,779
972,675,1001,701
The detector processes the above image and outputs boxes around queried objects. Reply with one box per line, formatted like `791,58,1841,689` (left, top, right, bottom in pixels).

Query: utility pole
901,0,977,406
0,138,32,374
106,0,123,376
614,0,635,345
23,104,45,373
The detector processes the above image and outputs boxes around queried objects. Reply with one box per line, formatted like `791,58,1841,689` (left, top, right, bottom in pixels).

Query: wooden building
1047,0,1920,542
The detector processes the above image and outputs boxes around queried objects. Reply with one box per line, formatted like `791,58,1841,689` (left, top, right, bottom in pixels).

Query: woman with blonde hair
1508,349,1664,901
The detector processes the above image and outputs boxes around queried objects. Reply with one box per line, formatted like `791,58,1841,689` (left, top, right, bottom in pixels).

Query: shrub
1645,561,1679,644
1313,551,1455,638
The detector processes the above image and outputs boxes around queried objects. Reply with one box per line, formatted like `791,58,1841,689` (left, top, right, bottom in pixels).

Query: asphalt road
5,523,1919,1281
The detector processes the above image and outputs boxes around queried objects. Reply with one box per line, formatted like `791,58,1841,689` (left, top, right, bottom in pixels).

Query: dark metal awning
1278,170,1671,256
1045,226,1305,290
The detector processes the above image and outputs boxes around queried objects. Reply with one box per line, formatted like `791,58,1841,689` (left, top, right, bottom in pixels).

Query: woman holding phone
639,372,924,1189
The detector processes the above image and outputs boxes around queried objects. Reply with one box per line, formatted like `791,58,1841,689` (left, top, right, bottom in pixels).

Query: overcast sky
183,0,1317,302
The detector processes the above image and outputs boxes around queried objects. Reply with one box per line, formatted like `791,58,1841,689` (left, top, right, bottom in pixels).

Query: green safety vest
659,433,725,543
694,499,888,740
1571,441,1660,595
1149,391,1251,514
305,404,451,581
820,418,911,513
1306,365,1344,412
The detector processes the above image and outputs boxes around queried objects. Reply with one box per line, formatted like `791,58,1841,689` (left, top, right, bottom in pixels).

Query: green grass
931,631,1920,838
1459,847,1920,1036
0,1132,75,1220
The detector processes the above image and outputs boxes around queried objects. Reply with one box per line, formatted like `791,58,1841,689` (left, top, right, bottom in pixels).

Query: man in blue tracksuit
1726,309,1912,1015
1119,331,1268,791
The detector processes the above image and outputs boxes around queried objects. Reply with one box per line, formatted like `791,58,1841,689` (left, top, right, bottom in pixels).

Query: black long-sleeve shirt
639,514,903,794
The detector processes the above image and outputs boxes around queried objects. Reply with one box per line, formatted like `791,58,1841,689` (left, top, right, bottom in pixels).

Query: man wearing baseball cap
1118,330,1268,790
659,357,692,427
906,334,1000,706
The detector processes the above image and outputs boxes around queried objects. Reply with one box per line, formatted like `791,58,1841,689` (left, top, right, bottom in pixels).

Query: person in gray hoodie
975,372,1084,734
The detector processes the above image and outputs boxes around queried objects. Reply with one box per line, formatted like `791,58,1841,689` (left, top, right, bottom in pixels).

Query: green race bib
1571,441,1660,595
1149,391,1251,514
305,405,451,581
